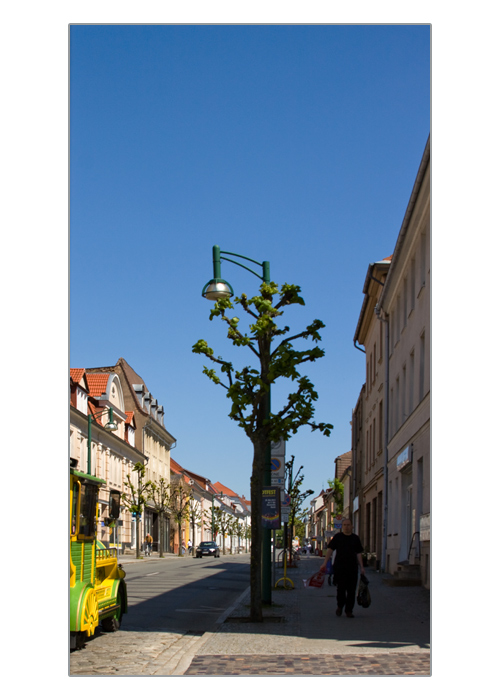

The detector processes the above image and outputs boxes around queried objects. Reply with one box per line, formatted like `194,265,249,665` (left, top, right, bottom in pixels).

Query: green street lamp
202,244,273,604
87,407,118,476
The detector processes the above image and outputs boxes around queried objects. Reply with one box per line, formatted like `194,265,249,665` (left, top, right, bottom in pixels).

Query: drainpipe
375,303,390,573
354,341,366,354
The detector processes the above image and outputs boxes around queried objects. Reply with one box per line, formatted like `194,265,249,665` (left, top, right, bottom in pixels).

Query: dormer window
133,384,145,408
127,425,135,447
144,392,151,414
157,405,164,426
76,387,88,414
151,398,157,419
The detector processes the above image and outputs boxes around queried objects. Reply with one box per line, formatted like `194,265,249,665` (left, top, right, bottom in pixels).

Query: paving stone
184,652,430,676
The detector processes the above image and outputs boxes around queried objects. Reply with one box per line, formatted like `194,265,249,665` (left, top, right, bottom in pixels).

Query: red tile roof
335,451,352,481
86,373,110,397
70,368,86,384
88,402,104,426
214,482,239,498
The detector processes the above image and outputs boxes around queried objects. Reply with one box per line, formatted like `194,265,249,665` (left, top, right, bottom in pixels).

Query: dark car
196,541,220,558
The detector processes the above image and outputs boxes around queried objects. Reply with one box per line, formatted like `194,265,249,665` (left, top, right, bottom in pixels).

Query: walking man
319,518,365,618
145,532,153,556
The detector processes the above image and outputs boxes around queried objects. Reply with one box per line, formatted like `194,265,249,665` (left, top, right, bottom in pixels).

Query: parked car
196,541,220,558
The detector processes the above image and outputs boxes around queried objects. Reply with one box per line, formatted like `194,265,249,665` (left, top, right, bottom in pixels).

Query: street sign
271,439,286,458
270,457,285,480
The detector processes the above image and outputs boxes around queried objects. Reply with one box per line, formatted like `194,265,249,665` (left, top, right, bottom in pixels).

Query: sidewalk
184,555,430,676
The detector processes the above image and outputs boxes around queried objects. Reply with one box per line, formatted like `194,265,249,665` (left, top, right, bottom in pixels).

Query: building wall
86,359,176,553
69,376,144,552
381,148,430,586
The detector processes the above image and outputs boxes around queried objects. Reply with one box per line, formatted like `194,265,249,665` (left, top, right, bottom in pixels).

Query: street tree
282,455,314,564
188,494,204,556
145,476,170,557
212,506,234,554
168,478,192,555
193,281,332,621
327,477,345,517
122,462,151,559
227,514,242,554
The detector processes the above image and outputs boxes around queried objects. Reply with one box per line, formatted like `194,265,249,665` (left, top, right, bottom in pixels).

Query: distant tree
168,478,192,556
284,456,313,563
212,506,234,554
327,477,345,517
146,477,170,557
122,462,151,559
188,494,204,555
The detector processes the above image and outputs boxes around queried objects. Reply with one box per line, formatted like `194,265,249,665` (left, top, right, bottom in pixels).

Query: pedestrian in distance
187,539,192,554
319,518,365,618
145,532,153,556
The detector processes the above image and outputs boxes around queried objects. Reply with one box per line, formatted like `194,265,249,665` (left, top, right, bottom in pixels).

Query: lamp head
201,278,234,301
104,420,118,432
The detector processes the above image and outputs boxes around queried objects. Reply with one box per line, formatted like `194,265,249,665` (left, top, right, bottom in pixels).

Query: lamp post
202,244,273,604
87,406,118,476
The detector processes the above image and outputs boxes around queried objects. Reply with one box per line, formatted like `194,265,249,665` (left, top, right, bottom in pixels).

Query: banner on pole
262,487,281,529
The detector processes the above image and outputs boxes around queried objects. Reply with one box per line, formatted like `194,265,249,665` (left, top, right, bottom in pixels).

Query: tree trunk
249,435,267,622
136,516,141,559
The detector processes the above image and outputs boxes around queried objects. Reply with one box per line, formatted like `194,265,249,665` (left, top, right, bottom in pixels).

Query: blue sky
70,25,430,500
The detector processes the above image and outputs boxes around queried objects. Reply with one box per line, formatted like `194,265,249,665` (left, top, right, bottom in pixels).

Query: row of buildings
70,357,251,554
306,137,430,588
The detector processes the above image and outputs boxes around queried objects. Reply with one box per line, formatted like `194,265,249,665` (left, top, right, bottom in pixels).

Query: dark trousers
336,569,358,613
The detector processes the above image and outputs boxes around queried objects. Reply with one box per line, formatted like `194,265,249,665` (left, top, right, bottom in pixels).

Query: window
366,431,370,471
378,401,383,451
390,387,394,437
79,482,98,538
402,365,407,423
410,258,416,310
419,332,426,402
403,277,408,326
409,350,415,414
395,376,400,432
420,232,426,287
397,295,401,337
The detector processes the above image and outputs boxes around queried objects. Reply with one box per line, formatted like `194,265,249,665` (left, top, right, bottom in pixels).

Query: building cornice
70,405,146,463
378,136,430,311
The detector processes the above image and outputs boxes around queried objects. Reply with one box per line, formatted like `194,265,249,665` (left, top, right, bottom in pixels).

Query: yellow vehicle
70,463,127,649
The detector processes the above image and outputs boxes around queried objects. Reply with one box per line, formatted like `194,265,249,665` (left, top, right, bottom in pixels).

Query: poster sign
397,445,412,471
262,487,281,529
420,513,430,541
333,517,343,532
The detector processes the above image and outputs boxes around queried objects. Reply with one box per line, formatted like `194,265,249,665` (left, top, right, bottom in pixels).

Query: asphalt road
121,553,250,634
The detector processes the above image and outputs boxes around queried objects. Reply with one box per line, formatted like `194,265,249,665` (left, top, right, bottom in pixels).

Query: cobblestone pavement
185,652,430,676
70,629,207,676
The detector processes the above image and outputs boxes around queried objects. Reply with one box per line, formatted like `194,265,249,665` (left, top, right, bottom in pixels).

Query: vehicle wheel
81,587,99,638
101,586,123,632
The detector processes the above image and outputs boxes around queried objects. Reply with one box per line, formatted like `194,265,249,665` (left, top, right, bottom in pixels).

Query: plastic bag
357,574,371,608
303,571,325,588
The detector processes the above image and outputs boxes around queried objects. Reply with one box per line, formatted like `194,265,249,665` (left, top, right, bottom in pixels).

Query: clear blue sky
70,25,430,501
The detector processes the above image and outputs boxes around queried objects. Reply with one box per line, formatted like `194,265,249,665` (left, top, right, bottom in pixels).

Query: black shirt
327,532,363,573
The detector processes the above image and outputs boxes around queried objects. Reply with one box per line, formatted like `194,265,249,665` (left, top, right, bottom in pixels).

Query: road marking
146,571,159,576
175,606,225,613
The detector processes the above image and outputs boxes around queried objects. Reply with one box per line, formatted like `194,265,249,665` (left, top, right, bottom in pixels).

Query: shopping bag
303,571,325,588
357,574,371,608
